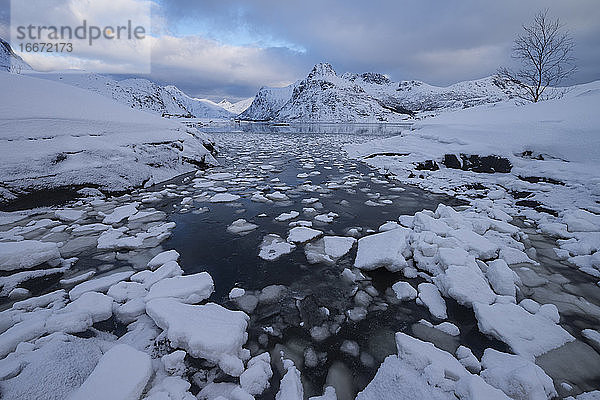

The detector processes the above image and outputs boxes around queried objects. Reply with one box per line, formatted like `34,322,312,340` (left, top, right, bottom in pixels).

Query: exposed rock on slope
0,38,32,72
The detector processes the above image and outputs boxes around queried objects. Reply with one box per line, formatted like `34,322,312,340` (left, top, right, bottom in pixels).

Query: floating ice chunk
128,210,166,224
229,287,246,300
146,299,249,377
206,172,235,181
480,348,557,400
276,359,303,400
227,219,259,235
473,302,575,359
450,228,499,259
240,352,272,396
266,191,289,201
314,213,335,223
102,203,140,225
131,260,183,289
107,281,147,303
71,223,110,236
486,259,518,297
60,270,96,286
54,209,85,222
46,291,113,333
582,329,600,353
209,193,241,203
309,386,337,400
251,192,271,203
162,350,187,376
499,247,538,265
146,272,214,304
287,227,323,244
391,281,417,301
275,211,300,222
354,228,411,272
302,198,319,204
356,333,509,400
435,322,460,336
147,250,180,270
519,299,541,314
0,240,61,271
305,236,356,264
417,283,447,319
456,346,481,374
340,340,360,357
69,271,134,300
434,264,496,307
259,234,296,261
69,344,152,400
378,221,401,232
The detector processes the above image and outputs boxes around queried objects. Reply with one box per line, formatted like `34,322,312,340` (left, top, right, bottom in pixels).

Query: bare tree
498,10,576,102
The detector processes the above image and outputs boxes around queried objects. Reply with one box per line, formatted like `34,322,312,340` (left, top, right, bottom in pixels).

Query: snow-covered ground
347,81,600,279
0,72,217,204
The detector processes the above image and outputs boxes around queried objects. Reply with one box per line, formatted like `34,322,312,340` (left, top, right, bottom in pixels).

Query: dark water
157,124,506,398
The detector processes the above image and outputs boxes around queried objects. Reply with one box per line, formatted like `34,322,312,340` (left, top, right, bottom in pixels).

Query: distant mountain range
3,37,520,123
240,63,520,122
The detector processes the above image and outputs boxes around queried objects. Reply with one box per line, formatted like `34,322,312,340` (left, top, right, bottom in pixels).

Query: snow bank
69,344,152,400
0,72,217,203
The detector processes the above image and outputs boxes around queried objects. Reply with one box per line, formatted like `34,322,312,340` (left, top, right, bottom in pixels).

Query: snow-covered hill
218,97,255,115
0,38,32,72
0,71,218,204
240,63,519,122
32,71,235,120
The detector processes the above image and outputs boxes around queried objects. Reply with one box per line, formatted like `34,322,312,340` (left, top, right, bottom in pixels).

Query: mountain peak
308,62,337,79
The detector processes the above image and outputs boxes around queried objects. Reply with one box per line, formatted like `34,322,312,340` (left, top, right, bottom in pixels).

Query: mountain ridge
240,62,520,122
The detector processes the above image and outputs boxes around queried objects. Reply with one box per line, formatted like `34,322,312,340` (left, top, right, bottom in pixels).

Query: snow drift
0,72,218,204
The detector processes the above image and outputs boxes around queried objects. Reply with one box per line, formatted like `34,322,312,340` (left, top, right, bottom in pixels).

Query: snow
102,203,140,225
259,234,296,261
480,348,557,400
68,271,134,300
147,250,180,270
417,283,447,319
131,260,183,289
0,240,61,271
218,97,255,115
356,332,510,400
391,281,417,301
46,291,113,334
276,359,303,400
473,302,575,359
305,236,356,264
241,63,515,123
434,264,496,307
229,288,246,300
354,228,411,272
54,209,85,222
0,72,216,202
227,219,259,235
209,193,241,203
287,227,323,244
146,272,214,304
240,352,272,396
275,211,300,222
146,298,249,376
32,70,234,120
69,344,152,400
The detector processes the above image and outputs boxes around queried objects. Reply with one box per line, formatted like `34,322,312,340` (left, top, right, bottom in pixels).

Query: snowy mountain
33,72,235,120
0,38,32,72
240,63,519,122
218,97,255,115
0,71,217,204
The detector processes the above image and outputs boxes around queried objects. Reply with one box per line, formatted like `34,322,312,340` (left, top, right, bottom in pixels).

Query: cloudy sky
2,0,599,101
